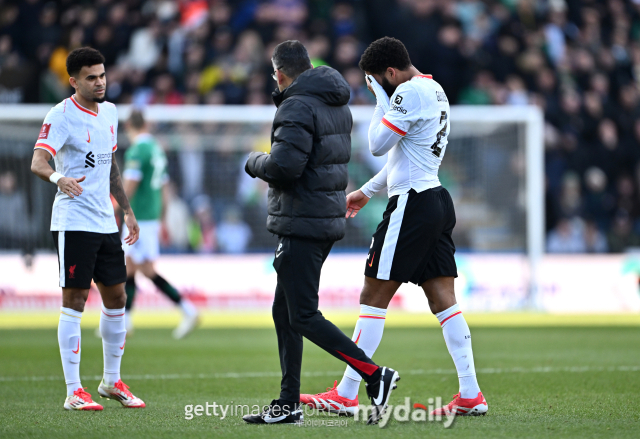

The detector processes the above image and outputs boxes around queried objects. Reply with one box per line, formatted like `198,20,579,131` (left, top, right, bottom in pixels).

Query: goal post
447,105,545,308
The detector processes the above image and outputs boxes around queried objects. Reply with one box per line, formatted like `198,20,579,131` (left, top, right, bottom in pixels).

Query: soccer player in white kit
301,37,487,416
30,47,145,411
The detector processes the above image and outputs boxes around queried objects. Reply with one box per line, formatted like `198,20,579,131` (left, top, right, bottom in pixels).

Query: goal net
0,104,543,306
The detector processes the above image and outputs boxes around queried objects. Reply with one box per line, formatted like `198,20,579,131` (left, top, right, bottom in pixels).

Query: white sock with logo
58,307,83,396
100,304,126,387
436,304,481,399
336,304,387,400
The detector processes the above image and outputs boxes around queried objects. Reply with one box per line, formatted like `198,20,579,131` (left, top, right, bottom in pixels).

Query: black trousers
272,236,379,402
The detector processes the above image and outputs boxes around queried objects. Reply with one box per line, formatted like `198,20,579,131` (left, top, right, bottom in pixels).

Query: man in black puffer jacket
243,40,399,426
246,58,350,241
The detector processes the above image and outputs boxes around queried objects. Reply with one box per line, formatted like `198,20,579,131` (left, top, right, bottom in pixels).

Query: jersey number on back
431,111,448,157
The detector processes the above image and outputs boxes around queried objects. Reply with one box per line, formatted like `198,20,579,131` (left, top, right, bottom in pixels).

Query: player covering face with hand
30,47,144,411
300,37,487,417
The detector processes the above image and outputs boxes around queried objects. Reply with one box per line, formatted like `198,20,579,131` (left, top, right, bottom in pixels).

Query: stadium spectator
3,0,640,252
0,170,33,258
162,182,191,252
547,217,587,253
584,219,608,253
216,206,252,254
608,210,640,253
189,194,217,253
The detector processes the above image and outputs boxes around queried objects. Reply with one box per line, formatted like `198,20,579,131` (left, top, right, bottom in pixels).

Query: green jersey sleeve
123,145,145,181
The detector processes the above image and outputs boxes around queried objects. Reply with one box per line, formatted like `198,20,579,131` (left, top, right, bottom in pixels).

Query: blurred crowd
2,0,640,253
0,0,378,106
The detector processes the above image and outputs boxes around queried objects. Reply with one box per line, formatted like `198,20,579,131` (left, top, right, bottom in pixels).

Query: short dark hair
358,37,412,75
272,40,312,79
128,109,145,130
66,47,105,77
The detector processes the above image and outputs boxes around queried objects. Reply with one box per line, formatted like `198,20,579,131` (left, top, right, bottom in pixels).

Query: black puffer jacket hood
273,66,351,107
245,65,352,241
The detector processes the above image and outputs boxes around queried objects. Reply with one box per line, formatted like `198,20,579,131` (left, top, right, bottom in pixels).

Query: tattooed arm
111,154,139,245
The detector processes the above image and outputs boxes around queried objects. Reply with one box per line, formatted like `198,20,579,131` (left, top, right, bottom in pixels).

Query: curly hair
358,37,412,74
66,47,105,77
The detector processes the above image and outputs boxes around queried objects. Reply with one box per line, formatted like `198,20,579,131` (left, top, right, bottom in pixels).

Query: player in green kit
120,110,199,339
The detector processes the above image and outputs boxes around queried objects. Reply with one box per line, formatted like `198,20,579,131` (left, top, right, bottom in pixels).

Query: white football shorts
122,220,161,264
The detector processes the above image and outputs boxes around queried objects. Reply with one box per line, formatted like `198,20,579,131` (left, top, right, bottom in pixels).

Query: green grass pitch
1,322,639,438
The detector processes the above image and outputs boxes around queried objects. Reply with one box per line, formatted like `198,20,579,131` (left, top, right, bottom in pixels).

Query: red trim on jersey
34,143,56,157
413,74,433,79
359,315,386,319
70,96,98,117
381,117,407,137
112,144,117,152
336,351,379,376
440,311,462,326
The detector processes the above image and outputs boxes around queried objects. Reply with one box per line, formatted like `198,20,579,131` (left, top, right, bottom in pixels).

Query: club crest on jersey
394,95,403,105
39,124,51,139
110,125,115,142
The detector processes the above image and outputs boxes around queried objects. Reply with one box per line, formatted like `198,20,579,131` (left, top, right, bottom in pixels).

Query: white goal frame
0,104,544,306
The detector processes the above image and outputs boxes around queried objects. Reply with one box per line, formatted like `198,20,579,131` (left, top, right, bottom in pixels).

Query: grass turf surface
1,323,639,438
3,310,640,328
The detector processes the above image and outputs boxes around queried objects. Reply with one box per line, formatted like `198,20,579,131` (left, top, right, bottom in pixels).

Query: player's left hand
123,211,139,245
346,189,370,218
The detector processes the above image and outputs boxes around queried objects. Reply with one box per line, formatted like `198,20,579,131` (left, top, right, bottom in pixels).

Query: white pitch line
0,365,638,383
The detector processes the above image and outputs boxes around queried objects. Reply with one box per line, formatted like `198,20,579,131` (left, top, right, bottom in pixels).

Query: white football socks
58,307,83,396
436,304,481,399
124,310,133,333
179,298,198,317
336,304,387,400
100,304,126,387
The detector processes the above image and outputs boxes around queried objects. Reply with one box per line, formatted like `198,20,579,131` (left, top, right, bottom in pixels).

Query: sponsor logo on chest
80,124,113,160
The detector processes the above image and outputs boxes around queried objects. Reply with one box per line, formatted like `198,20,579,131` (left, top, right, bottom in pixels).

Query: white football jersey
380,75,450,195
34,96,119,233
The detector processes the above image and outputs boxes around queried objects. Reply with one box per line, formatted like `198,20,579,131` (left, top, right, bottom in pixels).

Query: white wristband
49,172,64,184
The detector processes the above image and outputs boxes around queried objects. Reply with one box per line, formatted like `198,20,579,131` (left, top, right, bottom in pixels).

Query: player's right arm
121,146,142,203
369,82,421,156
346,164,388,218
31,150,85,198
365,76,401,157
30,107,86,198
